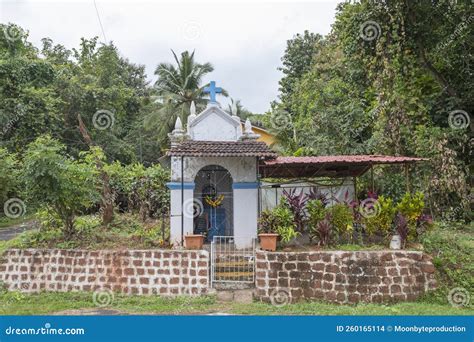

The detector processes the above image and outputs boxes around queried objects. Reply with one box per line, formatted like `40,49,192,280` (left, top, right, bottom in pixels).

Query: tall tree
277,31,324,109
270,0,471,215
145,50,226,148
226,98,253,120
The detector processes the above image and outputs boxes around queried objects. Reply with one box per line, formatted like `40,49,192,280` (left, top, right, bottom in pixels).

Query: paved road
52,309,130,316
0,220,38,241
52,308,234,316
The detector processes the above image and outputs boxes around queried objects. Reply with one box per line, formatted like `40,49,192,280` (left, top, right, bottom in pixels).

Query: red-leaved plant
394,213,409,248
282,188,308,233
307,187,329,206
315,213,332,246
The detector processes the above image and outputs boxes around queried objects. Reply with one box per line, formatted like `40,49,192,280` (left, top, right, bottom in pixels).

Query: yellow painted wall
240,123,275,146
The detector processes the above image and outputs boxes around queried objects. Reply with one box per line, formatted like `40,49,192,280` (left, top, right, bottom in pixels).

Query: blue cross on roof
204,81,222,103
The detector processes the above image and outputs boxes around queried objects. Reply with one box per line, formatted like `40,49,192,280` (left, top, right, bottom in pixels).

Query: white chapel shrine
166,82,276,248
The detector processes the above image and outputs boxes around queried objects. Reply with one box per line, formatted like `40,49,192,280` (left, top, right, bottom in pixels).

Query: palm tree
226,98,253,120
145,50,227,146
155,50,213,108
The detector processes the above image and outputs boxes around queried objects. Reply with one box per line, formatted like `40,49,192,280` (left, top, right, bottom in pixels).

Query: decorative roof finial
175,117,183,131
244,118,252,133
190,101,196,116
169,116,188,147
231,101,238,116
240,118,260,141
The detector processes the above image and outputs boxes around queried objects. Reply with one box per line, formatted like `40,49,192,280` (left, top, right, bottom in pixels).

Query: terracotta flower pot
184,234,205,250
258,233,279,251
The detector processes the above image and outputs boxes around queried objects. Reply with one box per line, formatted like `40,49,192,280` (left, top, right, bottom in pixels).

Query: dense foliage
267,1,472,219
22,136,100,236
261,188,431,248
421,221,473,306
2,134,169,238
0,24,248,165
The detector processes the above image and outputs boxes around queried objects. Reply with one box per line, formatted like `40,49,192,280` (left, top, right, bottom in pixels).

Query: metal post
181,156,184,246
256,157,261,217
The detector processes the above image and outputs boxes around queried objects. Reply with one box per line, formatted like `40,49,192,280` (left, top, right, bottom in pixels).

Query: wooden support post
405,164,410,193
370,165,374,193
181,156,184,246
353,176,357,200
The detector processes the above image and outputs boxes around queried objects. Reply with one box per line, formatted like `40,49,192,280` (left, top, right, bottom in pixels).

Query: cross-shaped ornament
203,81,222,103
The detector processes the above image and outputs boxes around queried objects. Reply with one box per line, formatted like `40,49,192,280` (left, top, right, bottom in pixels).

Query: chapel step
214,271,254,281
215,260,253,267
214,256,254,262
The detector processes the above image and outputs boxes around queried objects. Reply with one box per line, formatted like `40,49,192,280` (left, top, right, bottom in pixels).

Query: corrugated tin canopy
260,155,428,178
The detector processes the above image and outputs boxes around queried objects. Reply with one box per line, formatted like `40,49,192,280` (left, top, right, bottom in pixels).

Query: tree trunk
64,214,75,239
77,114,114,225
101,172,114,224
139,201,149,222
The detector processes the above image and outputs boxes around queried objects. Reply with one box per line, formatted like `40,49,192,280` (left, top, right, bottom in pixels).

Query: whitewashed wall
260,179,355,211
188,104,242,141
171,156,257,182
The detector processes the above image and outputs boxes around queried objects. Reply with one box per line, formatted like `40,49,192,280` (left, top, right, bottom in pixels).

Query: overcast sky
1,0,339,113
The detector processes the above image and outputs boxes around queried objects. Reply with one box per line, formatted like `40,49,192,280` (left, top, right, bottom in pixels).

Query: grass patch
229,301,474,316
1,291,473,316
0,291,218,315
326,244,387,251
420,221,473,305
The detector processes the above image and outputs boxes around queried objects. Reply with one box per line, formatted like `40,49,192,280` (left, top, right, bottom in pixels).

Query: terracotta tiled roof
167,140,277,158
263,155,427,165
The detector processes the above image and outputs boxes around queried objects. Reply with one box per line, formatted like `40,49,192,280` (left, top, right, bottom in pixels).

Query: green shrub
396,192,425,241
327,203,353,242
74,215,101,235
0,148,19,208
105,162,169,221
131,164,169,221
36,207,62,231
307,199,326,242
421,222,473,305
22,136,100,237
132,223,170,248
362,195,396,239
258,203,299,245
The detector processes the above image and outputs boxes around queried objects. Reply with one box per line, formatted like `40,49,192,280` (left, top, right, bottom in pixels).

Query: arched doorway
193,165,233,242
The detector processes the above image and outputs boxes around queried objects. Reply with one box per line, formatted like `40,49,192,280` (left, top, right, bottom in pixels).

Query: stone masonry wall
256,251,436,304
0,249,209,295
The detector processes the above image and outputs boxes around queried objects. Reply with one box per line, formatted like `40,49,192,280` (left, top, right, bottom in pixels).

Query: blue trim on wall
232,182,260,189
166,182,195,190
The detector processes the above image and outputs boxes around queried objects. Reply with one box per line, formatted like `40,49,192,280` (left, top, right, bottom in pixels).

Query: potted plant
258,210,279,251
184,234,205,249
258,204,299,251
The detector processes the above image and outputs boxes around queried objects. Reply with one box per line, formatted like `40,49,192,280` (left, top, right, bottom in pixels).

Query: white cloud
1,0,338,113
